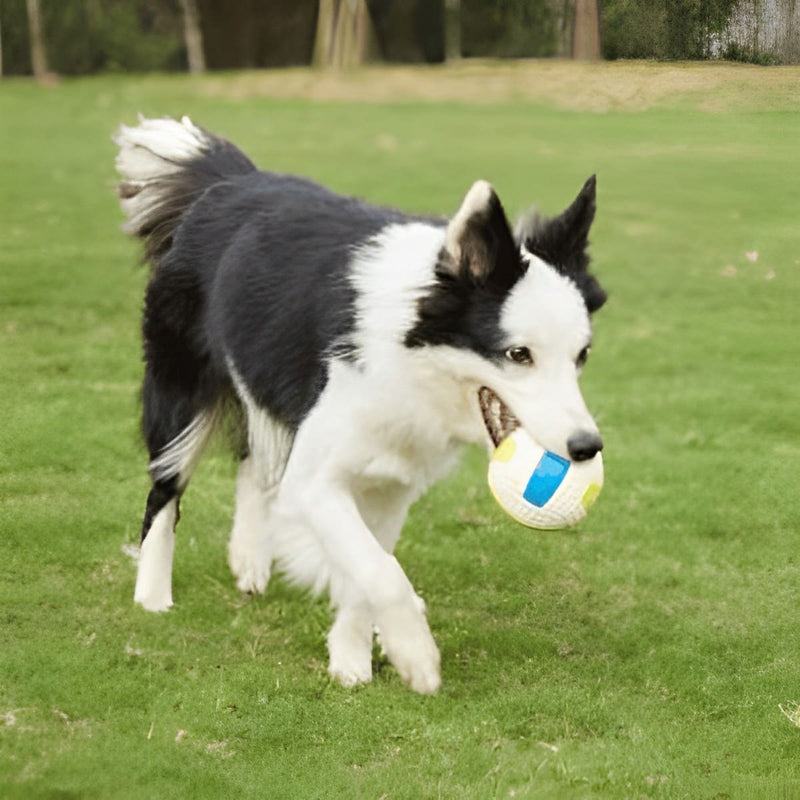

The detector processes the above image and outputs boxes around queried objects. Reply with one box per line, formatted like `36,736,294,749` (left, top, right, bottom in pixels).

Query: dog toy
487,427,603,529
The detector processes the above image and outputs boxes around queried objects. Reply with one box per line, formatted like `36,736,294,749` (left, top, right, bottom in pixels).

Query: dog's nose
567,430,603,462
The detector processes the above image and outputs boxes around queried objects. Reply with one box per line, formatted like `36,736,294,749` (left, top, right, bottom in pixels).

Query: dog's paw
228,542,271,595
134,589,174,613
328,654,373,688
327,611,373,688
375,602,441,695
133,561,174,611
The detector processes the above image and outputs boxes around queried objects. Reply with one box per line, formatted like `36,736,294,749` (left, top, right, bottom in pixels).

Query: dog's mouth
478,387,521,448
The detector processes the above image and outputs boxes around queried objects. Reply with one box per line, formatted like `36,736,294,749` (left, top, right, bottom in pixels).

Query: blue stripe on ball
523,451,570,507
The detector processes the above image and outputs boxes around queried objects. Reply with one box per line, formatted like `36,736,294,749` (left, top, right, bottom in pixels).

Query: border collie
114,116,606,693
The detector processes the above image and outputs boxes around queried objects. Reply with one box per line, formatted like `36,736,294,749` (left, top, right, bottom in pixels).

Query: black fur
404,262,520,359
141,478,179,541
127,127,444,536
120,129,256,265
133,131,439,442
406,178,605,355
515,175,607,313
449,186,523,291
405,185,523,356
177,173,435,427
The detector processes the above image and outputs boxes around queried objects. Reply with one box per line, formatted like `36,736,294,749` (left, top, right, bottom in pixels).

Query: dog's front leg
326,602,374,688
278,478,441,694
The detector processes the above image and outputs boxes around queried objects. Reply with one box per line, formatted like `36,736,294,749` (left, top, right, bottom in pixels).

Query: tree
573,0,600,59
313,0,378,67
445,0,461,60
179,0,206,73
25,0,48,79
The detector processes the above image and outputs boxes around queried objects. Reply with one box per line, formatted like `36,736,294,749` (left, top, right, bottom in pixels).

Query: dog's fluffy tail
114,115,256,266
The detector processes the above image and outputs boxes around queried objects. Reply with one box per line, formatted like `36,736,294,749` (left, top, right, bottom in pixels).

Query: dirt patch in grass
198,59,800,112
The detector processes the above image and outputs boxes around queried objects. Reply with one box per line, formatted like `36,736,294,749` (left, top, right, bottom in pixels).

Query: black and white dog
115,116,606,693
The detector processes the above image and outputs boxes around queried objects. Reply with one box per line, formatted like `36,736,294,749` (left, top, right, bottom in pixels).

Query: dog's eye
505,346,533,365
576,345,591,368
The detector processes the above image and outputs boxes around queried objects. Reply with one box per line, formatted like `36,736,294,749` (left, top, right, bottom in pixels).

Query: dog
114,116,606,693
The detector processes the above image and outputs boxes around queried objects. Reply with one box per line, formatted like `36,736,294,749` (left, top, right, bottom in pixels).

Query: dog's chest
356,428,463,493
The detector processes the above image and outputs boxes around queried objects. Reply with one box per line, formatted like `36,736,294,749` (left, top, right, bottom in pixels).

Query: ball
487,427,603,530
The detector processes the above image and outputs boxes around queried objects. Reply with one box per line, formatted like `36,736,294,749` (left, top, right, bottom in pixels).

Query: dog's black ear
516,174,596,274
516,175,606,311
442,181,522,291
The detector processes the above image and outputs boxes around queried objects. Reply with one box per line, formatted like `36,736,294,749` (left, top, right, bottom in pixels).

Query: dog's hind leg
135,371,218,612
228,455,276,594
227,368,294,595
136,481,180,613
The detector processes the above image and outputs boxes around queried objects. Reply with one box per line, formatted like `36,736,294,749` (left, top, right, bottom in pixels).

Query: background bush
603,0,740,60
1,0,185,74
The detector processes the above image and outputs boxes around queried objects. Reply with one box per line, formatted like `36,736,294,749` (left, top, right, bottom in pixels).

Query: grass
1,64,799,798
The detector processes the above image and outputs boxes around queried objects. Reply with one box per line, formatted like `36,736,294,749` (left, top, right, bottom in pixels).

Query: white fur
495,252,597,457
148,407,218,489
228,360,294,488
114,115,207,179
113,115,210,236
265,354,455,693
326,605,374,687
349,223,443,365
227,456,275,594
444,179,493,262
134,500,177,612
135,410,216,612
226,222,596,694
227,362,294,594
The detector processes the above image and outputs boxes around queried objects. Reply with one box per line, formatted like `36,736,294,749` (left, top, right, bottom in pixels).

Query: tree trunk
25,0,48,80
179,0,206,73
788,0,800,63
572,0,600,60
313,0,337,66
444,0,461,61
313,0,377,68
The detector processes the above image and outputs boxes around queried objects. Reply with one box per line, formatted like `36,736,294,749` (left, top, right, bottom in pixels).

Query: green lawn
1,67,799,799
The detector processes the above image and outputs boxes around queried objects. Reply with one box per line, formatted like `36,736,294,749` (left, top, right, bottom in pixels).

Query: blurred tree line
1,0,796,76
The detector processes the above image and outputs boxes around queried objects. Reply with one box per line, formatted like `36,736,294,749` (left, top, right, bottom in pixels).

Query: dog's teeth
478,387,518,447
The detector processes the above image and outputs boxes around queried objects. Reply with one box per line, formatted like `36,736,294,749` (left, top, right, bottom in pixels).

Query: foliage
721,40,778,65
462,0,561,58
602,0,740,60
0,0,33,74
0,0,184,75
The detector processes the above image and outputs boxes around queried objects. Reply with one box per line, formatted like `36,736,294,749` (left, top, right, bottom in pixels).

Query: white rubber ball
487,427,603,530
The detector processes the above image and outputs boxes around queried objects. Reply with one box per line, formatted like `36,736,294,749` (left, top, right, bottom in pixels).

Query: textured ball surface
487,427,603,529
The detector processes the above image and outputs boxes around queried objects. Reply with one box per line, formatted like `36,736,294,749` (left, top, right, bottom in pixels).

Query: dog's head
406,177,606,462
